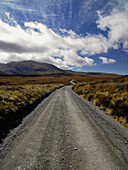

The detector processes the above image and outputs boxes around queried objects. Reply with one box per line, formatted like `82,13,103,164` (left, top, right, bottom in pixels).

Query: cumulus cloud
97,2,128,51
0,15,104,69
0,2,128,70
99,57,116,64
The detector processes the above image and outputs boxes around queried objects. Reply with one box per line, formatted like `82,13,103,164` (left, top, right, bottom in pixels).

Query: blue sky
0,0,128,74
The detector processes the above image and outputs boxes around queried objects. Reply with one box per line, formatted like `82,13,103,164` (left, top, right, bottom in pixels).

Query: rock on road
0,86,128,170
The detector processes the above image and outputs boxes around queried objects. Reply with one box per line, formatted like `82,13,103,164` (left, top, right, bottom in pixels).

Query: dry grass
73,75,128,127
0,76,71,85
0,74,121,136
0,84,62,119
0,74,118,86
0,83,63,138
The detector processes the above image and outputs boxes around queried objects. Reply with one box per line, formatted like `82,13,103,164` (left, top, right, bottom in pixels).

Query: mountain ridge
0,60,65,75
0,60,119,76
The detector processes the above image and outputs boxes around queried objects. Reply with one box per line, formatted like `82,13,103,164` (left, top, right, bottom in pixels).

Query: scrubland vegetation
0,80,63,138
73,76,128,127
0,84,62,118
0,74,121,138
0,74,117,85
0,76,71,85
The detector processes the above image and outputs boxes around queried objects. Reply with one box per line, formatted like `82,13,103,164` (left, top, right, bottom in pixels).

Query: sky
0,0,128,74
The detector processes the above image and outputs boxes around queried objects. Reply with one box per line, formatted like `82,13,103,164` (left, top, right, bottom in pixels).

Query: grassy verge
0,84,63,138
0,74,122,138
72,76,128,127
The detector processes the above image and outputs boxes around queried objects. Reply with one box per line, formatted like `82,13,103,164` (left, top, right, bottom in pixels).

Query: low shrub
73,77,128,127
0,84,63,138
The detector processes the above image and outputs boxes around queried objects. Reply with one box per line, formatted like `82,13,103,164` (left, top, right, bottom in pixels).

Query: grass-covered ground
0,83,63,138
0,74,117,85
73,76,128,127
0,84,62,119
0,74,120,138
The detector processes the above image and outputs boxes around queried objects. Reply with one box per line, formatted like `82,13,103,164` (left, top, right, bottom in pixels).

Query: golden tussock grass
73,75,128,127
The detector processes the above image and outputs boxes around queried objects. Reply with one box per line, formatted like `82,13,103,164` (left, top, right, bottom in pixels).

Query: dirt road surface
0,86,128,170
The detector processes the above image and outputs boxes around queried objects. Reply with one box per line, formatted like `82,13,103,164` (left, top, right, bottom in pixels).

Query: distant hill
0,60,65,75
0,70,7,75
0,63,5,70
0,60,119,76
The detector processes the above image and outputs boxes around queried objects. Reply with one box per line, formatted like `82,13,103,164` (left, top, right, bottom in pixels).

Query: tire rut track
34,88,75,170
0,86,127,170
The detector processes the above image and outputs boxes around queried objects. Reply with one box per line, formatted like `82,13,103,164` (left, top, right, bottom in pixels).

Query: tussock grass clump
73,77,128,127
0,84,62,119
0,84,63,137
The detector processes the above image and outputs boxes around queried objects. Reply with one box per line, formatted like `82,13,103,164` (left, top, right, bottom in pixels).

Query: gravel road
0,86,128,170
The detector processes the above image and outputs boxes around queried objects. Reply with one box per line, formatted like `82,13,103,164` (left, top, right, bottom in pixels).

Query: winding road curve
0,86,128,170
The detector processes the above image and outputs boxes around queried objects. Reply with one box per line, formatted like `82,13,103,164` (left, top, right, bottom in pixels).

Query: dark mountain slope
0,71,7,75
0,60,64,75
0,63,5,70
0,60,119,76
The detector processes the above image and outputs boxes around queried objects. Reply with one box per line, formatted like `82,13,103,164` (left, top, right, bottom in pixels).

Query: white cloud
97,3,128,51
5,12,10,19
0,16,103,69
0,3,128,70
99,57,116,64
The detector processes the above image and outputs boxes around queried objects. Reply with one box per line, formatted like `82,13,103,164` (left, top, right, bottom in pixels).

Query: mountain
0,60,65,75
0,60,119,76
0,71,7,75
0,63,5,70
